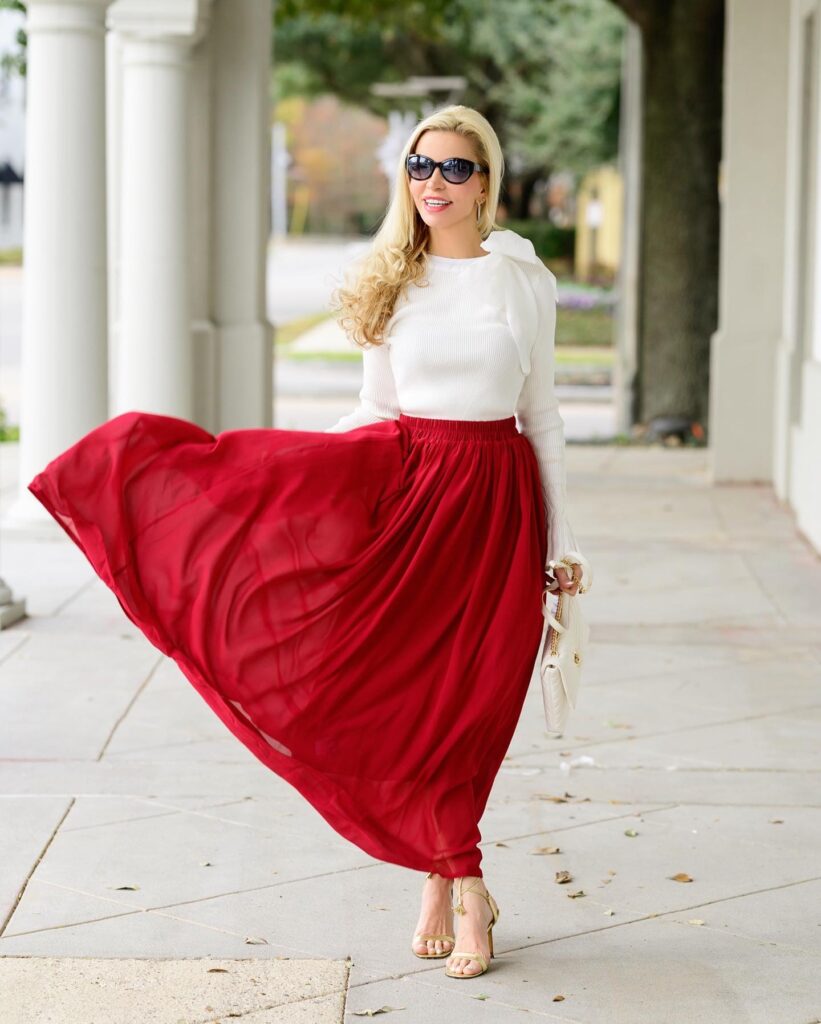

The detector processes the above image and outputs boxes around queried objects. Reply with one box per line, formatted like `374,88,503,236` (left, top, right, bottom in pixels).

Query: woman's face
407,130,487,233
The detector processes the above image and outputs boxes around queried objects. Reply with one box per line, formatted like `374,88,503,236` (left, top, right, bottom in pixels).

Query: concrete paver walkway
1,426,820,1023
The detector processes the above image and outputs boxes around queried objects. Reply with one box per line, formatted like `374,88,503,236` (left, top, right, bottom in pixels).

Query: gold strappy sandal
444,876,500,979
411,871,455,959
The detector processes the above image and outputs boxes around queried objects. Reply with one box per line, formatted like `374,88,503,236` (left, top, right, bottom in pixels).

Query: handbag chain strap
544,555,589,658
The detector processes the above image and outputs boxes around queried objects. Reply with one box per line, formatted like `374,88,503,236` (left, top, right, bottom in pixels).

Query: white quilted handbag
539,551,593,734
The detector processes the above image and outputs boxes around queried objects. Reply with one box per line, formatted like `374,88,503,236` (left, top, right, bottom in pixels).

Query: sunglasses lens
442,158,472,183
407,155,433,179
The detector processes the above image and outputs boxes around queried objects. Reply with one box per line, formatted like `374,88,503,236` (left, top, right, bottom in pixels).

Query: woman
27,104,586,980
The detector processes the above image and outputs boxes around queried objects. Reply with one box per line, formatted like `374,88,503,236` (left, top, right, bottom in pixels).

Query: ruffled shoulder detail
479,229,556,375
480,228,543,265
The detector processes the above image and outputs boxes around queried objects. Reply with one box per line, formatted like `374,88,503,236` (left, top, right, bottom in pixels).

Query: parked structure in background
575,165,622,284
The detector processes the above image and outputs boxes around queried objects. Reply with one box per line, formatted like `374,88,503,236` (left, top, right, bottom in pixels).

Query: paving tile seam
587,629,820,648
27,862,383,925
347,968,584,1022
343,876,821,970
198,983,350,1024
508,757,821,775
55,801,309,840
95,657,165,762
59,797,257,834
0,629,30,666
147,909,398,976
3,899,338,963
0,796,75,938
48,574,99,617
101,738,243,759
2,907,142,940
557,809,821,855
490,872,821,957
147,908,335,958
661,913,821,959
725,511,791,620
136,805,319,840
734,516,818,625
581,653,820,686
593,576,782,607
512,701,821,761
479,801,680,846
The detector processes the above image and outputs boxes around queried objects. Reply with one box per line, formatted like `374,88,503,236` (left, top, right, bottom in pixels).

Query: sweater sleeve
515,269,584,571
324,340,401,432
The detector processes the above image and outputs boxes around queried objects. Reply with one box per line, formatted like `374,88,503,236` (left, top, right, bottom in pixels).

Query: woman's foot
446,876,496,976
411,871,455,957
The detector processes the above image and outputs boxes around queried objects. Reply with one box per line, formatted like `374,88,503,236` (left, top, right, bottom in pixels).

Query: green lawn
277,305,615,362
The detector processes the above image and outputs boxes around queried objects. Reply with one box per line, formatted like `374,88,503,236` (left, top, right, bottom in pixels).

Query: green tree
274,0,624,214
0,0,26,79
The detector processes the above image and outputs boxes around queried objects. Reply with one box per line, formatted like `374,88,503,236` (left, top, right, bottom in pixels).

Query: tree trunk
612,0,724,433
512,168,542,220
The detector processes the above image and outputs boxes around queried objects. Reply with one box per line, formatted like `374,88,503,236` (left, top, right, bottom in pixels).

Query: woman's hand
544,560,582,596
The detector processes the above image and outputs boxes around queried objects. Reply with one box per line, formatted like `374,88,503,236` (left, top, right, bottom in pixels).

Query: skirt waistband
398,413,519,440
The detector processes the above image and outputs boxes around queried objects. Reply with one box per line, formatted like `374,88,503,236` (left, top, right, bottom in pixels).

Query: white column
776,0,821,554
114,37,193,416
709,0,791,481
107,0,211,417
5,0,110,526
210,0,272,430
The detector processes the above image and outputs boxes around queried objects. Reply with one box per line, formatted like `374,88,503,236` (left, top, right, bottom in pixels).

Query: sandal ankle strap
452,877,490,915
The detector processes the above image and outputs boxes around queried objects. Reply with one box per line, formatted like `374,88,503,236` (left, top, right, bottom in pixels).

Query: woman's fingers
553,566,580,595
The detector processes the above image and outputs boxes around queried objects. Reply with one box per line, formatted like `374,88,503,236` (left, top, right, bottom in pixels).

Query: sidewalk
1,422,820,1022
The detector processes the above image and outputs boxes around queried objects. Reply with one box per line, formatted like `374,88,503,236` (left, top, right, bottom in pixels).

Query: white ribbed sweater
324,228,581,569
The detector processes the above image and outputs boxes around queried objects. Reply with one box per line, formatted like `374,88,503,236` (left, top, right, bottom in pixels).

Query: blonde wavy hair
330,105,505,349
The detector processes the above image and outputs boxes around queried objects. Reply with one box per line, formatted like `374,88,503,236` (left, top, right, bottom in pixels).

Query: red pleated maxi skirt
27,409,548,878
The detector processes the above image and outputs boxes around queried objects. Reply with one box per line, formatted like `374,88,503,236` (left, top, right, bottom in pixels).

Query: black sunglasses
406,154,488,184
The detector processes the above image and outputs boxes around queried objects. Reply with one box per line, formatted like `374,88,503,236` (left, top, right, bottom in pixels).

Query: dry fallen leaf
531,845,561,855
604,909,615,916
534,791,591,804
553,994,565,1001
624,828,638,837
668,872,694,883
349,1007,406,1017
688,918,705,926
567,889,586,899
769,818,784,824
555,870,573,884
108,884,140,891
471,994,489,1001
244,936,269,945
206,968,230,973
495,842,509,847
